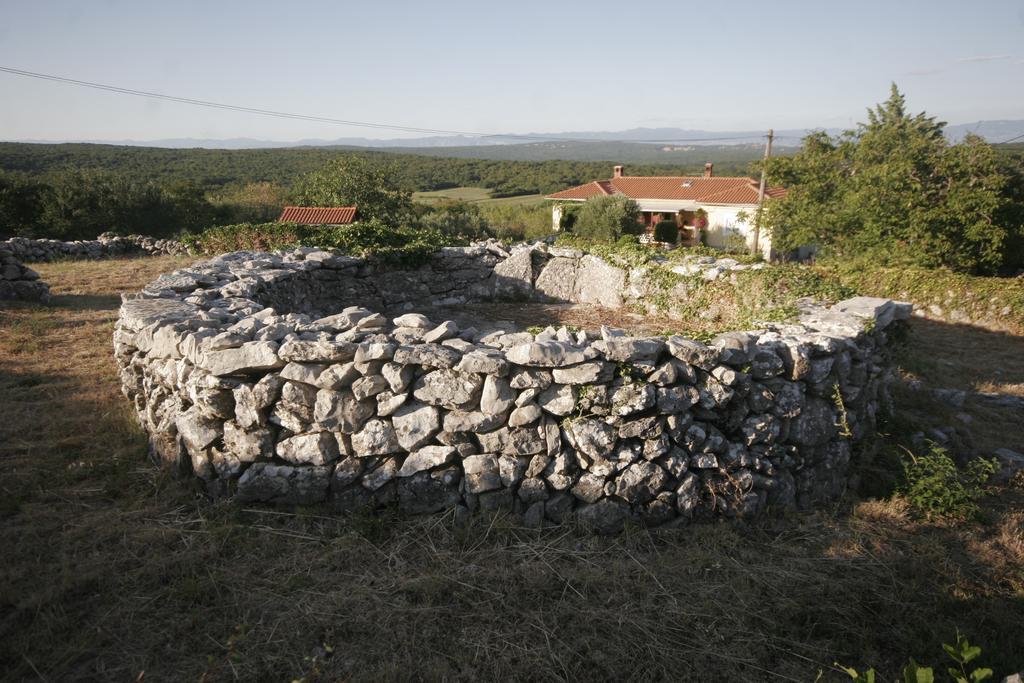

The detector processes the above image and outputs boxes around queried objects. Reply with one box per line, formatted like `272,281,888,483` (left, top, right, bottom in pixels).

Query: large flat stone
201,341,285,376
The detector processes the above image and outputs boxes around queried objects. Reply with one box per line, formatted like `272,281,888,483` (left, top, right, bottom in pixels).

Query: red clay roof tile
547,175,786,204
278,206,358,225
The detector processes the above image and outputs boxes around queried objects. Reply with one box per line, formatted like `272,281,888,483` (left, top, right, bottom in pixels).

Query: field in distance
412,186,546,206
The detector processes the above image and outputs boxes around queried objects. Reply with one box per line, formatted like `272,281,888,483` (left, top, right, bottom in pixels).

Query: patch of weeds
184,219,463,267
526,324,582,337
554,235,658,268
821,255,1024,333
643,267,693,313
899,443,997,520
833,383,853,437
837,631,994,682
567,385,594,421
615,362,647,384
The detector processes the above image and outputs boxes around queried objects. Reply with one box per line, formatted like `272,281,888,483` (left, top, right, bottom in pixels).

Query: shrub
819,254,1024,333
417,200,492,240
838,631,994,682
764,85,1019,274
207,181,287,224
653,219,678,244
900,443,996,520
182,222,304,254
290,156,414,224
183,219,460,267
573,196,641,242
478,203,553,241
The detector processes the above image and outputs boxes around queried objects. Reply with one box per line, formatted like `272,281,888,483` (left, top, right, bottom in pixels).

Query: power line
0,65,768,146
997,132,1024,145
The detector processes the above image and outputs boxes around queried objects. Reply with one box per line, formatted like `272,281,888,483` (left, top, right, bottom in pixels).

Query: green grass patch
413,187,546,207
478,193,546,206
413,186,493,204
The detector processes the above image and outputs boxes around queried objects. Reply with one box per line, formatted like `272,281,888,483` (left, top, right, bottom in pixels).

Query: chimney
704,163,713,178
613,165,624,178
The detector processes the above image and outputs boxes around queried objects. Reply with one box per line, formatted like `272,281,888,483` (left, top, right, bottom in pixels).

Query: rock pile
0,248,49,302
668,254,768,281
115,244,911,531
1,232,188,262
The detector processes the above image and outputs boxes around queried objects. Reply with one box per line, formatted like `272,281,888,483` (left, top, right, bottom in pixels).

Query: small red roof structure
278,206,358,225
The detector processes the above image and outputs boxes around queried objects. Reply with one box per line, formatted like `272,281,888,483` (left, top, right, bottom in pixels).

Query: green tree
572,195,642,241
994,148,1024,268
290,156,414,224
0,170,46,237
765,84,1017,273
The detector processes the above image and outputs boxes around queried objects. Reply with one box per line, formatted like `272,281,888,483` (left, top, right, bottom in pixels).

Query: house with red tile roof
278,206,358,226
546,164,786,257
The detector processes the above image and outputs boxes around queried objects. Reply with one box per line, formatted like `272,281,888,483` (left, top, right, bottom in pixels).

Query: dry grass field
1,257,1022,681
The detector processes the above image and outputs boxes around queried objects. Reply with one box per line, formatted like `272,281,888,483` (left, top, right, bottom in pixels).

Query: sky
1,0,1023,142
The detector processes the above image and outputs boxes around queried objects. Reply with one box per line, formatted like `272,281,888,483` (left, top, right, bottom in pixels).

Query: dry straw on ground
1,256,1022,681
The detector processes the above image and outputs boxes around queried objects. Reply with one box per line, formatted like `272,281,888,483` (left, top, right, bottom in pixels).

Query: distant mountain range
15,120,1024,150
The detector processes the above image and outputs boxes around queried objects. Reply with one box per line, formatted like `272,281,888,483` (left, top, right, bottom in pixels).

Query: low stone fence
0,248,49,302
114,242,910,531
1,232,189,263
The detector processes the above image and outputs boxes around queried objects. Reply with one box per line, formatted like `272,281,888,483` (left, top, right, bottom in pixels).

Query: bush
207,181,287,224
653,219,678,244
183,219,461,266
838,631,995,683
573,196,642,242
900,443,996,520
765,85,1020,274
290,156,414,224
820,254,1024,333
478,203,553,241
417,200,492,240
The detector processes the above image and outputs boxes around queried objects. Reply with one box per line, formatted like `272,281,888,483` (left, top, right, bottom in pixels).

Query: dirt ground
0,257,1022,681
895,317,1024,455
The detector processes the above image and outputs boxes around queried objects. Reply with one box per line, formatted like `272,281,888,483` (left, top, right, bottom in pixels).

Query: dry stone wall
0,247,50,302
114,242,911,531
2,232,188,263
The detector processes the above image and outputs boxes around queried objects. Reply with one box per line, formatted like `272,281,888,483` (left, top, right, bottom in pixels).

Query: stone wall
114,242,911,531
0,247,50,302
1,232,188,263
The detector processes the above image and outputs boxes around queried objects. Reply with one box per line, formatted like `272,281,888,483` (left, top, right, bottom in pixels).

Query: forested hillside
0,141,768,240
0,142,760,196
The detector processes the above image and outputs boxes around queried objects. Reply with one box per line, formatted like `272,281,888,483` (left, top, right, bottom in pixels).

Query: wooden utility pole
752,128,773,256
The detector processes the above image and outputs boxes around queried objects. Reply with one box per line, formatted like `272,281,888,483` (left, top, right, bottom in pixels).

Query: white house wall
548,199,775,259
634,200,699,213
702,204,773,259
